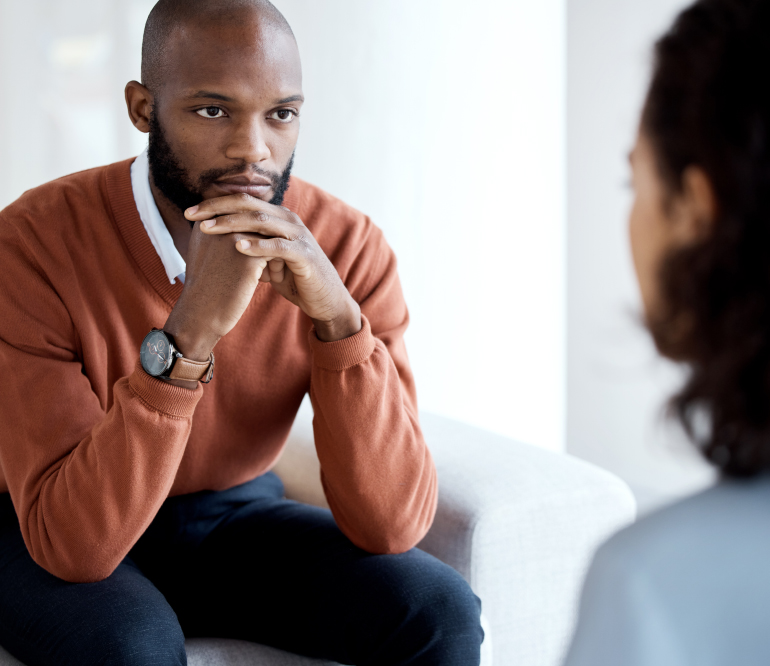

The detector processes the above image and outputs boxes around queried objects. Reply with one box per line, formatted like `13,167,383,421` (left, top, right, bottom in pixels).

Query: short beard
147,109,294,222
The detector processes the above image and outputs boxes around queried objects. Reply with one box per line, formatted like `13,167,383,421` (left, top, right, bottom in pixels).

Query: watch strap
168,352,215,383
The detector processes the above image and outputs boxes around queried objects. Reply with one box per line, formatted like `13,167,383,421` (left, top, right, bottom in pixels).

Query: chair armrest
273,399,636,666
415,413,635,666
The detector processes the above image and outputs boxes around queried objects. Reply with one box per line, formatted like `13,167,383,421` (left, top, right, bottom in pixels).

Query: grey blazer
563,475,770,666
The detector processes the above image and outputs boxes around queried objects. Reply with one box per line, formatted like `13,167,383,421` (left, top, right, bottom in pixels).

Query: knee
83,602,186,666
375,553,484,660
410,564,483,645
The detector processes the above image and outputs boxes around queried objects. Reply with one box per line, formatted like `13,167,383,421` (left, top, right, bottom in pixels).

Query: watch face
140,330,173,377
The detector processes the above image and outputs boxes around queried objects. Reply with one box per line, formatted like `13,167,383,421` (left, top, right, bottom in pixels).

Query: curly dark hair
643,0,770,476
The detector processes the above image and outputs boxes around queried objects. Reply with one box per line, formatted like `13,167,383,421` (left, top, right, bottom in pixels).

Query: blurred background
0,0,714,512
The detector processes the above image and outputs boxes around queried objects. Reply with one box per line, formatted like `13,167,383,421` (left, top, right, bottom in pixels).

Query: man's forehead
160,16,302,96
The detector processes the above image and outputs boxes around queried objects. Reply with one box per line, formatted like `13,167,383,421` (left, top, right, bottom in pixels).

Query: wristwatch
139,329,215,383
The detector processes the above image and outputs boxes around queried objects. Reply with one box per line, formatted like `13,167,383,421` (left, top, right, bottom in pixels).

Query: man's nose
225,118,271,164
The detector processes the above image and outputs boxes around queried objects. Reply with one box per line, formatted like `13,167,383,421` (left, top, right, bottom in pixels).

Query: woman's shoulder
588,474,770,616
603,475,770,568
564,477,770,666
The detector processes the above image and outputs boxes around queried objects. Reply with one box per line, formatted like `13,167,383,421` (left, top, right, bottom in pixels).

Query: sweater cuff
308,314,376,371
128,360,204,418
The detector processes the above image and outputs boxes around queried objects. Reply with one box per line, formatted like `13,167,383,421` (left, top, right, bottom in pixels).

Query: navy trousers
0,473,483,665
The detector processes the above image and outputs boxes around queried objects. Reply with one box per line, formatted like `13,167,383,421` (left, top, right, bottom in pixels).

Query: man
0,1,483,664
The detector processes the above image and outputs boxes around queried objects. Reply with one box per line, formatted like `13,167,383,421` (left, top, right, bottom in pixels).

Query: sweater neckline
104,159,303,309
105,159,184,307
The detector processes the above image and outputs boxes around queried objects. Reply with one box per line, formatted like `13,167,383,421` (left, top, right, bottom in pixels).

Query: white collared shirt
130,148,186,285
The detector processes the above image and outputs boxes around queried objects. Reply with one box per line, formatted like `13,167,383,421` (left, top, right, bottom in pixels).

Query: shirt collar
130,148,186,285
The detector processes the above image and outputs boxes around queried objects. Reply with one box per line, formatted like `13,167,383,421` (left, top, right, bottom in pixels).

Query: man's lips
213,175,273,198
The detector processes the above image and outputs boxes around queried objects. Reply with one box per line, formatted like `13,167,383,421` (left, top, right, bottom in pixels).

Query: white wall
0,0,153,205
567,0,716,511
272,0,567,451
0,0,567,452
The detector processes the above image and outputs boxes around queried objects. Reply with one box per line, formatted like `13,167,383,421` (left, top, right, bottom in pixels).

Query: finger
184,193,291,222
268,258,285,284
200,210,299,240
254,257,269,281
236,237,296,261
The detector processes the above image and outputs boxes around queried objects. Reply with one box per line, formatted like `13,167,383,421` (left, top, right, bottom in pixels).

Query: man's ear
125,81,154,133
675,166,718,244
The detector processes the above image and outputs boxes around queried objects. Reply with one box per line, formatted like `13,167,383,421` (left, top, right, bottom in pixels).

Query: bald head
141,0,294,93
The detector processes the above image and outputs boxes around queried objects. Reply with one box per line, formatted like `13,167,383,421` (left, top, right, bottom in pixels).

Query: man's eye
196,107,226,119
270,109,297,123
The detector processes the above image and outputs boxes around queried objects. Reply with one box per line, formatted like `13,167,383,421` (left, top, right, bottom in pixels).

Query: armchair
0,398,634,666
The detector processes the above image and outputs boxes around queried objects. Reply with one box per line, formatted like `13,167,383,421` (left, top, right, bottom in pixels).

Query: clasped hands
163,193,362,368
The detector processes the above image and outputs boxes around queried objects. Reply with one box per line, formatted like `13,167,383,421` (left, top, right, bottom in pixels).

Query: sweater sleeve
307,225,437,554
0,224,202,583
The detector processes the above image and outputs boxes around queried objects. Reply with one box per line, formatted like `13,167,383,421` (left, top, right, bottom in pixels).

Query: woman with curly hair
564,1,770,664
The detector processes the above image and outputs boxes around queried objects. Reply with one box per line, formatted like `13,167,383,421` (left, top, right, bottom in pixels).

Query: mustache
196,162,283,190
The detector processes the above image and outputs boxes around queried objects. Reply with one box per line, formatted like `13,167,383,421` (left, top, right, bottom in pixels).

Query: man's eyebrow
183,92,304,104
276,94,304,104
184,91,235,102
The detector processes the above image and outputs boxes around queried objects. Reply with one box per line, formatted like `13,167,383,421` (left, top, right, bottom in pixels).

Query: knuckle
237,192,252,204
277,239,293,254
301,239,316,257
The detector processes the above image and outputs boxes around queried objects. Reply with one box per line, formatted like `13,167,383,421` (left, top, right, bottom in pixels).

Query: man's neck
149,178,193,263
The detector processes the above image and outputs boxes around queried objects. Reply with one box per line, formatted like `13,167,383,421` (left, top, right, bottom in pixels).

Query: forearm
308,317,437,554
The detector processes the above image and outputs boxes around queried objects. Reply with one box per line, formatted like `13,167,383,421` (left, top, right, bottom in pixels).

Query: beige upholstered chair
0,398,635,666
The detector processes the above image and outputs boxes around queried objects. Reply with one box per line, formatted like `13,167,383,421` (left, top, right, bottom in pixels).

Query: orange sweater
0,159,436,583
